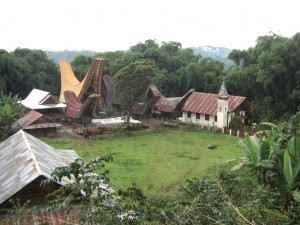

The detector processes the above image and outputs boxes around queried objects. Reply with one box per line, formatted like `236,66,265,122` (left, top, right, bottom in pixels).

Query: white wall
182,110,246,128
182,112,217,127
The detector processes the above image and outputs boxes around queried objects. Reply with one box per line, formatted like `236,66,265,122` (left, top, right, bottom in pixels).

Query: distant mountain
46,50,98,63
191,46,234,70
46,46,234,70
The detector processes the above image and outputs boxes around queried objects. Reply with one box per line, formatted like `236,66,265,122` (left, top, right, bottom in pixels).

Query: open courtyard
43,129,243,194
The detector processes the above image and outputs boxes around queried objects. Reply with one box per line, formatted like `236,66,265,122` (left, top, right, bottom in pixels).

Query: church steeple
219,80,228,96
217,80,229,128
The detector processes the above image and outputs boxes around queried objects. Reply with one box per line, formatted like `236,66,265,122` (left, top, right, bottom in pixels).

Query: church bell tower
217,81,229,128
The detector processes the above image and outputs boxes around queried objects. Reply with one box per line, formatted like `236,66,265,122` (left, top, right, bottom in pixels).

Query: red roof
183,92,247,116
64,90,82,118
14,110,61,131
15,110,43,128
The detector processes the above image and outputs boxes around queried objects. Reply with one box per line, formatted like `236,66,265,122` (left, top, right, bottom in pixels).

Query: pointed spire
219,80,228,95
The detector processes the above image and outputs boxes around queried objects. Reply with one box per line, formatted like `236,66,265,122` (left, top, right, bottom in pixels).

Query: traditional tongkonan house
132,84,164,121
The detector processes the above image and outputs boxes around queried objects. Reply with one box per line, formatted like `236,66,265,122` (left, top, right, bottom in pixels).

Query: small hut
157,89,194,124
21,89,66,122
13,110,62,138
0,130,79,208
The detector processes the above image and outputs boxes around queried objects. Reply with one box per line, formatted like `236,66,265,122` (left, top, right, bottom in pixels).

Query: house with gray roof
13,110,62,138
21,89,66,121
0,129,79,208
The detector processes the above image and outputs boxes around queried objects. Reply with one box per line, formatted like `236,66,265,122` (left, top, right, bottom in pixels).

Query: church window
205,114,209,121
187,112,191,118
196,113,200,119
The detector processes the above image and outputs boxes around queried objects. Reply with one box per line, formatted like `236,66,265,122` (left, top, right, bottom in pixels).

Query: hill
191,46,234,70
46,46,234,70
46,50,97,63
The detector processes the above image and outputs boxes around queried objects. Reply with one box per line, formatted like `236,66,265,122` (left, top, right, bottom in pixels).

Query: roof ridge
20,130,42,175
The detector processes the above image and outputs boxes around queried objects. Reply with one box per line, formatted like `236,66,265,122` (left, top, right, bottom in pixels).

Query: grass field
43,130,243,194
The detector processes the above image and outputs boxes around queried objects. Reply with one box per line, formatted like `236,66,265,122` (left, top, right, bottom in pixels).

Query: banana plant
233,134,275,183
283,136,300,190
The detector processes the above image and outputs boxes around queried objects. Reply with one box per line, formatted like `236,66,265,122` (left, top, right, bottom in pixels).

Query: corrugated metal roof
21,89,66,110
183,92,247,115
157,97,181,113
14,110,62,131
15,110,43,129
157,89,194,113
0,130,79,205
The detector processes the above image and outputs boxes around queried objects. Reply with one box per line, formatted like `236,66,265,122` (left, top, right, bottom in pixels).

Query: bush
229,116,243,131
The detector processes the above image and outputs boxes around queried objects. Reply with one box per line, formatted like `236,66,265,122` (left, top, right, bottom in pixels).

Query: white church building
181,82,249,128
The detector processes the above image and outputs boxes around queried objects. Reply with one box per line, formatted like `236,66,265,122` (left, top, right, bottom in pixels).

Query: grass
42,130,243,194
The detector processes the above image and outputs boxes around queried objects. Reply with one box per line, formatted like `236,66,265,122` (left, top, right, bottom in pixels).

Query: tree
0,92,25,140
115,60,156,123
71,55,93,80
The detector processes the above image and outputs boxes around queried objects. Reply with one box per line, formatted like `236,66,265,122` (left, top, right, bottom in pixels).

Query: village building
0,130,80,223
0,129,79,207
132,84,164,121
20,88,66,122
157,89,194,121
181,82,249,128
64,90,100,125
59,57,105,104
12,110,62,138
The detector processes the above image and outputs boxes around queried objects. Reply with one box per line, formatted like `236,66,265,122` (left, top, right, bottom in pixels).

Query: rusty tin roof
0,130,79,205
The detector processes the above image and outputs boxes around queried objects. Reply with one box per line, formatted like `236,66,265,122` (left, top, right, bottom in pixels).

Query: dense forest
0,33,300,122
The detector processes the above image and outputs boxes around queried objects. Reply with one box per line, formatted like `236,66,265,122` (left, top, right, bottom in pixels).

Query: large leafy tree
227,32,300,120
115,60,156,123
0,48,60,98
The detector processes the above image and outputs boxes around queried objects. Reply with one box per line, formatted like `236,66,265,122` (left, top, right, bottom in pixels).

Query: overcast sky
0,0,299,52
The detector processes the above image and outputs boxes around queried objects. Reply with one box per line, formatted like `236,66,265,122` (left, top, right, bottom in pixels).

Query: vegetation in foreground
2,113,300,224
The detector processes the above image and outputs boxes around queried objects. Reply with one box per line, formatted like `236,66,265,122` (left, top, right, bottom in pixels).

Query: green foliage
71,55,93,80
227,32,300,120
43,156,124,224
229,116,244,131
0,199,36,225
115,59,156,122
0,48,60,97
0,92,25,140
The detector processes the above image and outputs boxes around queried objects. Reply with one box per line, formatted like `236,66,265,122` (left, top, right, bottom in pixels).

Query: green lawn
43,130,243,194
